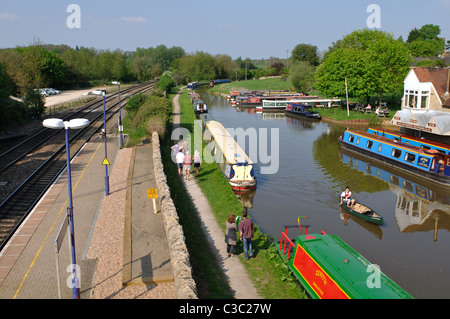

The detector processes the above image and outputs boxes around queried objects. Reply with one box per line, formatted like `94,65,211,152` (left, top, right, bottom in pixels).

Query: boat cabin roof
205,121,253,165
346,130,447,158
369,127,450,151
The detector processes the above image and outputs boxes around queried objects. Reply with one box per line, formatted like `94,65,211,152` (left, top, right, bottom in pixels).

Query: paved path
172,90,261,299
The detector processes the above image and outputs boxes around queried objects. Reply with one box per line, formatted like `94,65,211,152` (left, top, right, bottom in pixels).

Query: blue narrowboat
286,102,321,120
367,128,450,156
209,79,231,87
187,81,199,89
338,130,450,187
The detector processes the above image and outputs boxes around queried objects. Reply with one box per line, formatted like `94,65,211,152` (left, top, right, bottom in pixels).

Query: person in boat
339,187,355,207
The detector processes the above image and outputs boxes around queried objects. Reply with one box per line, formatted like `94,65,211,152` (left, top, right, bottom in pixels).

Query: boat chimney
447,67,450,94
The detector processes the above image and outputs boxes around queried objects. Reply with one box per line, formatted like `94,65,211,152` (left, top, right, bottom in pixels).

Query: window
356,137,360,145
390,175,400,185
421,91,429,109
367,140,373,149
392,148,402,158
348,135,354,143
404,153,416,163
378,144,383,152
404,90,430,109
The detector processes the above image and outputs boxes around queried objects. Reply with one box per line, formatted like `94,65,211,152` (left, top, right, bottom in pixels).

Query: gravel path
86,147,176,299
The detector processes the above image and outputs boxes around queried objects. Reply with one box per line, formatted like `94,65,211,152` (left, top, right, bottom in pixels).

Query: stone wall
151,131,198,299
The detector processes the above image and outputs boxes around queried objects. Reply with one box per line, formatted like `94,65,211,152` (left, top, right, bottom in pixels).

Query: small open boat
277,218,413,299
340,201,384,225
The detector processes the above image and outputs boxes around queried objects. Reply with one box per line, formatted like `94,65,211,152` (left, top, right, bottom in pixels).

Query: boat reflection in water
234,188,256,209
339,148,450,242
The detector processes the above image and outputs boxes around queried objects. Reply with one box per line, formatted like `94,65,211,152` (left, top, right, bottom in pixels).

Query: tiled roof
412,68,450,106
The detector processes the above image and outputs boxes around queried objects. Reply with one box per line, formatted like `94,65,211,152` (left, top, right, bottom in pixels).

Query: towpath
172,90,261,299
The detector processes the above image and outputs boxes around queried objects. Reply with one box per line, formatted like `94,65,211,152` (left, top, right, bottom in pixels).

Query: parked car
38,89,48,97
48,88,60,95
92,89,106,95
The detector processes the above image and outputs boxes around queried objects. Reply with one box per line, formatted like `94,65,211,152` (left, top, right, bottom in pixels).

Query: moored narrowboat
367,128,450,155
258,100,289,111
286,102,321,120
338,130,450,187
192,98,208,114
203,120,256,192
277,223,413,299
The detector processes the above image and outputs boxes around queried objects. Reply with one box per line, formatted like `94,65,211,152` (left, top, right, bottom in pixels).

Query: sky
1,0,449,59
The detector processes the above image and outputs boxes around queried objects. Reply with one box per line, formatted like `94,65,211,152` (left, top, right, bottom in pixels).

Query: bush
131,95,172,131
124,92,147,114
146,115,167,136
157,72,175,92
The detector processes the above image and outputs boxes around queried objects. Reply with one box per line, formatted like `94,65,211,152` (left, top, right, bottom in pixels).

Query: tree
158,71,175,92
406,24,445,57
291,44,320,66
407,24,441,42
315,29,412,103
289,61,315,92
23,87,45,118
0,62,12,100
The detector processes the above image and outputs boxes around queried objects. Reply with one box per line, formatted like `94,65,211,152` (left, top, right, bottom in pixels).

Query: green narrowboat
277,222,413,299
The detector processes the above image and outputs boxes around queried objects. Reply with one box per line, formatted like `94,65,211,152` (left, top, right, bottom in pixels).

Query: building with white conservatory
391,67,450,137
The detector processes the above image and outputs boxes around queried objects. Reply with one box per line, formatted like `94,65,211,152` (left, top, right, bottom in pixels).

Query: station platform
0,135,173,299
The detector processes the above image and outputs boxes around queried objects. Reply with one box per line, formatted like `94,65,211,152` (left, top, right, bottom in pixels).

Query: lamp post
93,90,110,196
43,117,90,299
112,81,123,148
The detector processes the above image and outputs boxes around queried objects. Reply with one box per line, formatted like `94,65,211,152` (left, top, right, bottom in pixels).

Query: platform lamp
93,90,110,196
112,81,123,148
43,117,90,299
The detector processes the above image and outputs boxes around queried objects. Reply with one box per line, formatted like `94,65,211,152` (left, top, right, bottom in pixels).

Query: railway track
0,82,156,250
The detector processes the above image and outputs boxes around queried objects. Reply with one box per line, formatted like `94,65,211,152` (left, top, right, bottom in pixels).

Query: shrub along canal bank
170,88,308,299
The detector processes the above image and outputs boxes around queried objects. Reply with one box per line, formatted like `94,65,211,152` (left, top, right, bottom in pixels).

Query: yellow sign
102,157,110,165
147,188,158,199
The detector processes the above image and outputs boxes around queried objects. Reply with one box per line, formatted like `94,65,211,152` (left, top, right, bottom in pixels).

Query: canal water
199,89,450,299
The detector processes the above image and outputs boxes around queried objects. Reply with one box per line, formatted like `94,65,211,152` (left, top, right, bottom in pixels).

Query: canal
199,89,450,299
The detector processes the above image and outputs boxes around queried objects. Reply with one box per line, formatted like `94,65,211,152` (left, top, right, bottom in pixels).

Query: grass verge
175,89,308,299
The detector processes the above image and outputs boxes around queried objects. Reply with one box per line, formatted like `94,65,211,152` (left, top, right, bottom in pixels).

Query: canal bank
171,89,261,299
171,89,308,299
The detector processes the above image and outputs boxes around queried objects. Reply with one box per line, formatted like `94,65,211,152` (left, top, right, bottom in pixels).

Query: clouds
120,16,147,23
0,12,18,20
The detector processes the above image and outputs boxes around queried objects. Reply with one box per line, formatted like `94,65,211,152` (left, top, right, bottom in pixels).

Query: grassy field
175,89,309,299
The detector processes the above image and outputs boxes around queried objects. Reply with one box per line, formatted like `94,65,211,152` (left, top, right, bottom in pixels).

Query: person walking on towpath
239,210,254,260
183,150,192,181
193,150,201,177
176,148,184,177
225,214,238,257
171,143,179,162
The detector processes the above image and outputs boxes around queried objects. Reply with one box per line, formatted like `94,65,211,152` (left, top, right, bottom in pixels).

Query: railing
279,230,295,262
278,223,310,262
